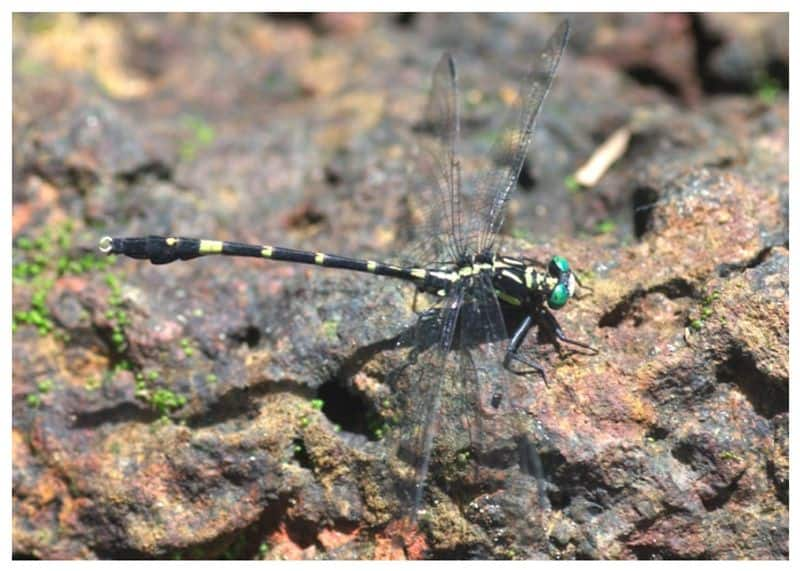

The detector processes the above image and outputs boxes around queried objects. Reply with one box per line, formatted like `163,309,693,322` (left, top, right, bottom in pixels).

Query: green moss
151,388,187,417
85,376,102,391
321,320,339,340
510,228,533,241
564,174,581,193
113,360,132,374
26,393,42,408
688,289,721,335
205,373,218,384
367,416,388,440
594,219,616,235
310,398,324,411
37,378,54,393
179,115,216,162
757,76,780,105
13,222,117,336
179,337,195,357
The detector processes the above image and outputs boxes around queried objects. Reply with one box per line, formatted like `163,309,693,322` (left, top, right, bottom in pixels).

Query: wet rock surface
13,13,787,559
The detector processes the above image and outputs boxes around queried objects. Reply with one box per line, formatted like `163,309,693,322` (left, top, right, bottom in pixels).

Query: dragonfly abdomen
100,235,430,284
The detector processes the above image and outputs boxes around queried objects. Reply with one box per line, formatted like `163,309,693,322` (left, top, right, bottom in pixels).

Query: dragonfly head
546,255,575,310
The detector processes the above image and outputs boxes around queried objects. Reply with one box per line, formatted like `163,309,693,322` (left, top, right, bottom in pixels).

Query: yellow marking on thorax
261,246,273,258
199,239,223,254
431,271,458,282
459,263,492,277
501,269,523,284
524,266,535,289
499,256,524,266
314,253,326,265
166,237,178,247
496,290,522,306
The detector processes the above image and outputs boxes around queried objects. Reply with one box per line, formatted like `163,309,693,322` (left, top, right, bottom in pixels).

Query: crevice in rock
599,278,695,328
315,377,374,439
766,458,788,506
72,402,157,428
115,160,173,185
700,470,743,512
715,346,787,419
186,379,315,429
716,245,777,277
227,324,262,349
632,185,660,238
624,65,683,98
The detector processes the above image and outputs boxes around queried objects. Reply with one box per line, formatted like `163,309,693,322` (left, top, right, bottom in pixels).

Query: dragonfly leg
573,271,593,293
503,314,549,383
541,308,599,354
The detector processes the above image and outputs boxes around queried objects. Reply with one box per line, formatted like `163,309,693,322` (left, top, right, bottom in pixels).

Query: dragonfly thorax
415,252,575,311
491,254,576,310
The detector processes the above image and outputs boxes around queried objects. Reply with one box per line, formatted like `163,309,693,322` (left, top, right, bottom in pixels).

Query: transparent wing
458,272,514,420
386,286,465,517
469,20,570,253
397,53,466,267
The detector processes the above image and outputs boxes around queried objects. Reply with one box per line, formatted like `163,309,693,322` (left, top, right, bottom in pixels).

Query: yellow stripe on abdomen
199,240,224,254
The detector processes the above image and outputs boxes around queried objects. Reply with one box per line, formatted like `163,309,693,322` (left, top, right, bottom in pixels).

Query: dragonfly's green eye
549,255,570,276
548,282,570,309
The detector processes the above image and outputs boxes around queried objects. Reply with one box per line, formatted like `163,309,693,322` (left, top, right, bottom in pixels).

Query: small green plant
179,115,215,161
564,174,581,193
37,378,54,393
151,388,187,418
594,219,616,235
13,221,117,336
84,376,102,391
179,337,194,357
757,76,780,105
321,320,339,340
688,289,721,333
133,370,185,420
510,228,533,241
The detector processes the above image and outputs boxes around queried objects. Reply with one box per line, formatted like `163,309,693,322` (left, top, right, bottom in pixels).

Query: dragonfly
99,19,595,520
